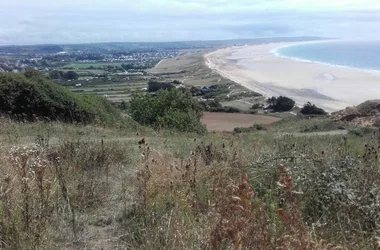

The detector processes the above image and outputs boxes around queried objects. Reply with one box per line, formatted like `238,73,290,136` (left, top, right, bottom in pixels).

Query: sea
273,40,380,73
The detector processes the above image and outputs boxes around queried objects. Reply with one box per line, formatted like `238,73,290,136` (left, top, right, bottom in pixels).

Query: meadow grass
1,118,379,249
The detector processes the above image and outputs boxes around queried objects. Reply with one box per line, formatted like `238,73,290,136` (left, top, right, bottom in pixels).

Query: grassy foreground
0,118,380,249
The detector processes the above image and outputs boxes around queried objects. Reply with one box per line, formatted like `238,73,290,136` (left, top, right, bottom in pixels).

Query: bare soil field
201,112,281,131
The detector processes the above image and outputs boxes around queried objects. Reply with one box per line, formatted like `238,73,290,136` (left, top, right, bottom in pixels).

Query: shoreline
272,42,380,76
204,42,380,112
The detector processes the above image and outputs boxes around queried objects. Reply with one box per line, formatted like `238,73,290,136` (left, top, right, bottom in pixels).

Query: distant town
0,45,181,75
0,37,323,76
0,37,324,104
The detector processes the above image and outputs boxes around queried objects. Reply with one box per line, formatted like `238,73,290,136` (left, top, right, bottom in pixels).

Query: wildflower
138,137,146,145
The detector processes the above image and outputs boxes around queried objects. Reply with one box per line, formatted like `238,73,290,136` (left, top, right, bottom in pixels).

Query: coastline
204,42,380,112
272,41,380,76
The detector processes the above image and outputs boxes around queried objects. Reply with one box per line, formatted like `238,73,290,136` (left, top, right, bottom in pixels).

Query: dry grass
0,139,132,249
201,112,281,132
1,119,380,249
119,137,348,249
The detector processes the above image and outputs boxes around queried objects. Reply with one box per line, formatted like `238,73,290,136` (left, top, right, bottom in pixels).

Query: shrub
122,139,340,249
63,71,79,80
49,70,64,79
129,88,206,133
203,100,241,113
267,96,295,112
234,124,266,133
0,72,122,125
251,103,262,110
224,106,241,113
147,80,175,92
300,102,327,115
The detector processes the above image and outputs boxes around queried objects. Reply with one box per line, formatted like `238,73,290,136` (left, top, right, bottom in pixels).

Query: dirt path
202,112,281,131
280,130,348,137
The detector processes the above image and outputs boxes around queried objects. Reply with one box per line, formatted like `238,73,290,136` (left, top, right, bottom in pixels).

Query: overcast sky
0,0,379,45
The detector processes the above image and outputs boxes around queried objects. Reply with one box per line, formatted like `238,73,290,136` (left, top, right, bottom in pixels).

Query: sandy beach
205,42,380,112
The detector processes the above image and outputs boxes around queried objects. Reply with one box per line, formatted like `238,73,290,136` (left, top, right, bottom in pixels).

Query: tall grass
0,138,131,249
1,122,380,249
119,132,380,249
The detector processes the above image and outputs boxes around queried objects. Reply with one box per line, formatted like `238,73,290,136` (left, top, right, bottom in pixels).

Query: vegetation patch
300,102,327,115
129,88,206,133
233,124,266,133
267,96,295,112
0,72,122,125
202,100,241,113
147,80,175,92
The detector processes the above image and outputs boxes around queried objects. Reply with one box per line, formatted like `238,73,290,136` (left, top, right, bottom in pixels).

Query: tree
24,68,44,79
129,88,206,133
49,70,63,79
267,96,277,106
147,80,175,92
63,71,79,80
121,63,134,70
267,96,295,112
300,102,327,115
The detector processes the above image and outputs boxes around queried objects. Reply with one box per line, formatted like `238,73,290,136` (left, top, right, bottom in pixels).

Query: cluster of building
0,49,181,74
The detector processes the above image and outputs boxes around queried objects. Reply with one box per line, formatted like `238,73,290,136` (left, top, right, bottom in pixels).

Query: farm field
201,111,281,131
70,81,147,103
63,62,124,69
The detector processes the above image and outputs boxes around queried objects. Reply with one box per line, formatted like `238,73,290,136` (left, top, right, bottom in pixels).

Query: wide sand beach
205,42,380,112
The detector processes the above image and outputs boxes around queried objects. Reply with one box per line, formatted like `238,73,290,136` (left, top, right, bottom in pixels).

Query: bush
267,96,295,112
251,103,262,110
63,71,79,80
300,102,327,115
129,89,206,133
49,70,64,79
224,106,241,113
203,100,241,113
0,72,121,125
233,124,266,133
147,80,175,92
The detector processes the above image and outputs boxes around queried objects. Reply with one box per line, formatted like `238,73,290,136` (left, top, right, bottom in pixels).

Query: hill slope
0,72,122,125
333,99,380,126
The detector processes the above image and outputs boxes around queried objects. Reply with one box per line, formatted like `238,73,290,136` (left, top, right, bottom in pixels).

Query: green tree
267,96,295,112
147,80,175,92
24,68,44,79
63,71,79,80
129,89,206,133
300,102,327,115
49,70,63,79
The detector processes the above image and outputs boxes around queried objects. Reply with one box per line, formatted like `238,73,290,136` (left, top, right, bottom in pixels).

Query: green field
63,62,124,69
70,81,147,103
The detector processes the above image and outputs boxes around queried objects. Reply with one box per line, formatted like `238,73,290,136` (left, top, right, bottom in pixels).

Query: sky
0,0,380,45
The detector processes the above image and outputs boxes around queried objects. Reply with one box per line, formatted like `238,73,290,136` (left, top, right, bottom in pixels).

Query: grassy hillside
0,114,379,249
0,72,124,125
0,71,379,249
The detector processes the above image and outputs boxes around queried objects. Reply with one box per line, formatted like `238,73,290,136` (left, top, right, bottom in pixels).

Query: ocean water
274,40,380,72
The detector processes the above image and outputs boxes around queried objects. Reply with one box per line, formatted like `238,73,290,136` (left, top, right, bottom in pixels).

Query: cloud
0,0,379,44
